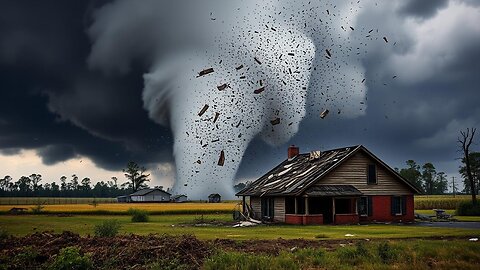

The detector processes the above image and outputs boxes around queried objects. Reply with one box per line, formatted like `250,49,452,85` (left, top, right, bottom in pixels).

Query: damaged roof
304,185,362,196
236,145,421,197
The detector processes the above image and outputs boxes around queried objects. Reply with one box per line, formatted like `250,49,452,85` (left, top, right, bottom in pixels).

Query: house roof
130,188,171,196
236,145,422,197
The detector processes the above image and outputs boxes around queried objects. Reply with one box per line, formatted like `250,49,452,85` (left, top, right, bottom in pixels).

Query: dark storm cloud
0,0,174,170
399,0,449,19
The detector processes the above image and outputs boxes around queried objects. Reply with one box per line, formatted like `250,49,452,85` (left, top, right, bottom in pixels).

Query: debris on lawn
345,234,355,237
469,238,478,242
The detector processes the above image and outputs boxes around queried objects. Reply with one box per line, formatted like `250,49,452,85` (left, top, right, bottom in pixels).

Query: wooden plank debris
218,150,225,166
213,112,220,123
197,68,214,77
254,57,262,65
236,65,244,70
270,118,280,125
198,104,209,117
320,109,329,119
254,87,265,94
217,83,229,91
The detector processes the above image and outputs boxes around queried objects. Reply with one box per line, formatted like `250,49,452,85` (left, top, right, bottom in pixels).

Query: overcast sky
0,0,479,195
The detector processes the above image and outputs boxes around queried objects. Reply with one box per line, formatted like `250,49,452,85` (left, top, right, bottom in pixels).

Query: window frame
391,196,403,216
367,164,378,185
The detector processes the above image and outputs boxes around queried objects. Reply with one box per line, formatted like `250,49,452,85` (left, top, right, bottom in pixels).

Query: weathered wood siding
250,196,261,219
274,197,285,222
317,151,413,195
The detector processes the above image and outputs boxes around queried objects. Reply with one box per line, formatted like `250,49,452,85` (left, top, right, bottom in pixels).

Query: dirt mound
1,232,212,269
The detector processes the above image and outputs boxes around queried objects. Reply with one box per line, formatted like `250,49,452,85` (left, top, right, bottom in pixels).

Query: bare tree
458,128,477,204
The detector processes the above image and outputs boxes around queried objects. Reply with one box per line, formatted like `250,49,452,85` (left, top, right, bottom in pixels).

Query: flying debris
196,160,202,164
325,49,332,57
197,68,214,77
198,104,209,117
213,112,220,123
320,109,330,119
270,118,280,125
383,37,388,43
254,57,262,65
218,150,225,166
217,83,230,91
235,65,244,70
254,87,265,94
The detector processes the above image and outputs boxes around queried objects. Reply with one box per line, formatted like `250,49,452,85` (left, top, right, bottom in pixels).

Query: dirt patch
0,232,471,269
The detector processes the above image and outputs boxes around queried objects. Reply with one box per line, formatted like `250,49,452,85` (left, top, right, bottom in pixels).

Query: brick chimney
288,145,299,159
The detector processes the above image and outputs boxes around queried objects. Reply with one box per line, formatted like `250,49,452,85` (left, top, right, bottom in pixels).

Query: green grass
415,209,480,222
1,214,479,240
205,240,480,270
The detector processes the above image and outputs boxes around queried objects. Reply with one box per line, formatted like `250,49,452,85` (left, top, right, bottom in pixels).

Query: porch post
242,196,246,215
305,197,309,215
355,198,358,214
332,198,336,223
294,197,298,214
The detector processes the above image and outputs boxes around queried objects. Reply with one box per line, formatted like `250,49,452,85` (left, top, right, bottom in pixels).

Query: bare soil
0,232,468,269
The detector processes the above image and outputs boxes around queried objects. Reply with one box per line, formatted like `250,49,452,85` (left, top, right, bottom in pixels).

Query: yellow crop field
0,202,238,213
414,195,471,210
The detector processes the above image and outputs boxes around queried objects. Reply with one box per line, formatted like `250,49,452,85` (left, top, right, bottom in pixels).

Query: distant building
171,194,188,203
116,195,131,203
208,193,221,203
129,188,171,202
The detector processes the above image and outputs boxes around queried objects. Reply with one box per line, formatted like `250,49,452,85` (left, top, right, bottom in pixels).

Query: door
261,197,274,221
319,197,333,224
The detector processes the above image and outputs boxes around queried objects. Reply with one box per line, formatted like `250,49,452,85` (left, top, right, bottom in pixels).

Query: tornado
87,0,367,199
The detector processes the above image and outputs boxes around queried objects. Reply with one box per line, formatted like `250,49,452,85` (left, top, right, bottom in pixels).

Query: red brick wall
285,214,303,225
366,195,414,222
303,214,323,225
335,214,359,224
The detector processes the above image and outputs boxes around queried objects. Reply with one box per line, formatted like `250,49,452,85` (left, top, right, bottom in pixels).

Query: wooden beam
332,198,336,223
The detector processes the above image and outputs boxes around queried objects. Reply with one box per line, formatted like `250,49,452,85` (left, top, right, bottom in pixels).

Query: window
391,196,406,215
358,196,372,216
367,164,377,184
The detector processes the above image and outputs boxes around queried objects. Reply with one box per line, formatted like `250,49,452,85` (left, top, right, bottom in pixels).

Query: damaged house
236,145,421,225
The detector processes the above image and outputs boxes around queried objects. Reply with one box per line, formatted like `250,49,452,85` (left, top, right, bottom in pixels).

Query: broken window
358,196,372,216
261,197,274,220
367,164,377,184
391,196,406,216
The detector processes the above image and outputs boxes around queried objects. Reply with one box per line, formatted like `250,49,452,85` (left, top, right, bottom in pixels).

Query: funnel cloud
88,0,368,199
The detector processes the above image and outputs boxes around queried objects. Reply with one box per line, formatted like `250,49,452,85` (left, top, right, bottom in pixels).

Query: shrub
128,208,149,222
13,246,40,268
49,246,92,270
31,202,45,214
456,201,480,216
94,220,121,237
377,242,398,264
337,242,371,266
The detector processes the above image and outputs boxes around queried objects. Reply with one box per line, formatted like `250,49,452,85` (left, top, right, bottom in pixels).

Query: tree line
0,161,152,198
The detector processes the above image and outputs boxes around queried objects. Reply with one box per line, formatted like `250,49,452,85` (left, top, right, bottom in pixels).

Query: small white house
129,188,171,202
171,194,188,203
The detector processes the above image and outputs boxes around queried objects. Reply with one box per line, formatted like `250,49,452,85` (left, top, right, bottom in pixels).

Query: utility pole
452,176,456,198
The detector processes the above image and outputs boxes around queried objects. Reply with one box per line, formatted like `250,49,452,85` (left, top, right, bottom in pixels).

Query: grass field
0,214,479,240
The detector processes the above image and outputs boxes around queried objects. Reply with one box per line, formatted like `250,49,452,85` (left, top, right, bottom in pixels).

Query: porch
284,185,362,225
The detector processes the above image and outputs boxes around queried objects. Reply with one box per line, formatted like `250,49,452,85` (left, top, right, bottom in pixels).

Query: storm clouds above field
0,0,479,193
